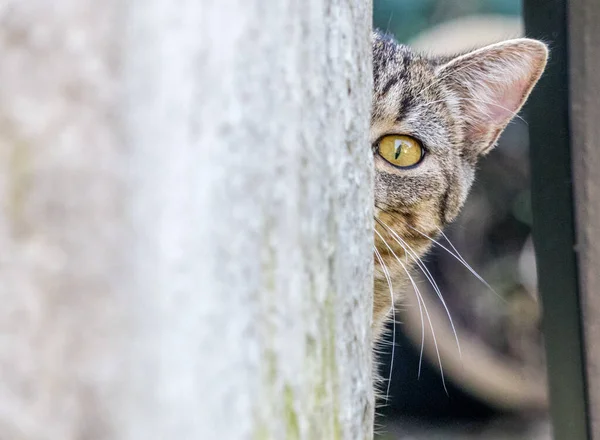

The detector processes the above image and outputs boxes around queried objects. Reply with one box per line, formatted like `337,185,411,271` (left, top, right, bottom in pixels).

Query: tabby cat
371,31,548,349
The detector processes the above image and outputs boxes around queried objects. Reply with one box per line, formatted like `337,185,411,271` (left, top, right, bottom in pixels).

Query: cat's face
371,31,547,336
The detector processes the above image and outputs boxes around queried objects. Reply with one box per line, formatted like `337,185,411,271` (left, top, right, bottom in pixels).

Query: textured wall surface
0,0,373,439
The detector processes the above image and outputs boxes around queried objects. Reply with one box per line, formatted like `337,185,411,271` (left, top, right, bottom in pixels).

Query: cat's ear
437,39,548,157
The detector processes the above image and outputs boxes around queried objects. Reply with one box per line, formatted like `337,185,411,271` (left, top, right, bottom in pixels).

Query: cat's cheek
441,165,475,223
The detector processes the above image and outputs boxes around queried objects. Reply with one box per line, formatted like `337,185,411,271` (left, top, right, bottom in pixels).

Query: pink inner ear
439,38,547,155
483,79,529,127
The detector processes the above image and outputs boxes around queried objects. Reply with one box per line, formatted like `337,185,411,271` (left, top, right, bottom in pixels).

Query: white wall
0,1,373,438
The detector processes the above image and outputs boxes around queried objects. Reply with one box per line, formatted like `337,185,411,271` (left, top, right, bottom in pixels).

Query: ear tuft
437,38,548,157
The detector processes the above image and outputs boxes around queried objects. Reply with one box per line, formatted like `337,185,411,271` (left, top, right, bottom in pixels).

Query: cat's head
372,30,547,258
371,31,547,333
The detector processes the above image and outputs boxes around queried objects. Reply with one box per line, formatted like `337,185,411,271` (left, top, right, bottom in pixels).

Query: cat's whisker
400,260,433,384
385,11,394,35
376,218,462,360
402,240,461,359
374,228,427,380
373,245,396,402
376,202,503,302
407,224,505,303
376,340,402,348
436,226,474,265
374,228,448,393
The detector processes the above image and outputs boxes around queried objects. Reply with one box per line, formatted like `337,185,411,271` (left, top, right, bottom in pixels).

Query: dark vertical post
565,0,600,437
524,0,592,439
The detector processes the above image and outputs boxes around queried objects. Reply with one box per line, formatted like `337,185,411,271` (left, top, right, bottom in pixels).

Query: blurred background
373,1,550,439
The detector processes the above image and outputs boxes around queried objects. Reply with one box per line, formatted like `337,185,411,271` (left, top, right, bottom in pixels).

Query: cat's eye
377,135,424,168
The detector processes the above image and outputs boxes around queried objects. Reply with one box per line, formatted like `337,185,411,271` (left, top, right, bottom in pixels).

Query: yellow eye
377,135,424,168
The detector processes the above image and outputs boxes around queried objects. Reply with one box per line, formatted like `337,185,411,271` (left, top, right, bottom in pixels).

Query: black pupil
394,140,402,160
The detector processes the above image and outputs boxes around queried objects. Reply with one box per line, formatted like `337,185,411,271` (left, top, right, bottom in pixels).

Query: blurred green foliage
373,0,521,42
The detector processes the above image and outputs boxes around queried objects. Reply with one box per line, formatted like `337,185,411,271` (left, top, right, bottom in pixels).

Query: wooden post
0,1,374,438
525,0,600,438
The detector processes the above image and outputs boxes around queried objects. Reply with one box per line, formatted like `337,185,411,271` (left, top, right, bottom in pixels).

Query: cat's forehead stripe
373,34,456,153
397,93,416,122
379,76,398,98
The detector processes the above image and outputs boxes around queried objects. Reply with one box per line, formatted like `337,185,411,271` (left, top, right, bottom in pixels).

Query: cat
371,31,547,353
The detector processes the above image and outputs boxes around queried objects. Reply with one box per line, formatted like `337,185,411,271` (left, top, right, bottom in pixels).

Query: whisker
385,11,394,35
374,228,446,391
377,201,502,302
373,245,396,402
437,226,478,268
407,224,505,303
377,218,462,360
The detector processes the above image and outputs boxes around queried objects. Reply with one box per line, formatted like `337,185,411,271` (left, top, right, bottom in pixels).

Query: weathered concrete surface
0,0,373,439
